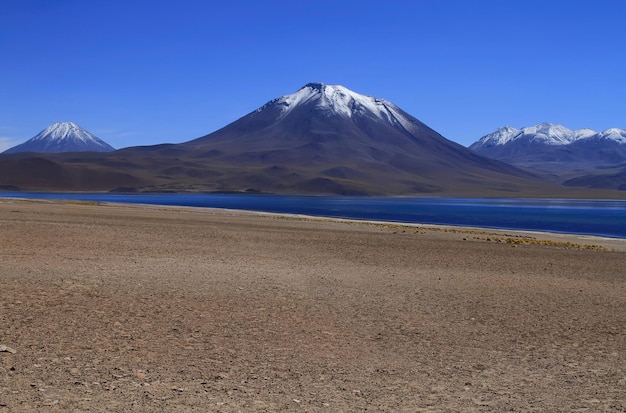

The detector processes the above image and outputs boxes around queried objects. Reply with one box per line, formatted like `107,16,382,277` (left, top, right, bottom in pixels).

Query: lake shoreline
4,196,625,250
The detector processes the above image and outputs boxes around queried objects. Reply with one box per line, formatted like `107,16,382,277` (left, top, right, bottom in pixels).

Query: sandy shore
1,199,625,412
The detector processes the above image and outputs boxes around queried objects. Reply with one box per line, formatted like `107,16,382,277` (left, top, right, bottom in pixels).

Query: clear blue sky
1,0,625,151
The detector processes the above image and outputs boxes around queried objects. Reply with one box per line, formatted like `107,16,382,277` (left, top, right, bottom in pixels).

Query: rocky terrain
1,199,625,411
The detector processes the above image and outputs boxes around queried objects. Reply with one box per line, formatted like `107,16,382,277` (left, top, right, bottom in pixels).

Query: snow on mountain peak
275,83,389,117
573,128,597,140
470,126,519,149
484,126,519,145
520,123,575,145
263,83,419,133
472,123,626,150
598,128,626,143
34,121,96,144
3,121,115,154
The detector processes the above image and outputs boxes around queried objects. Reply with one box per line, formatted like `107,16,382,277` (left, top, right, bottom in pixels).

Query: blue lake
1,192,626,239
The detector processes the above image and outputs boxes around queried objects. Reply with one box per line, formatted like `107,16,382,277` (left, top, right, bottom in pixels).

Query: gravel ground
1,199,625,412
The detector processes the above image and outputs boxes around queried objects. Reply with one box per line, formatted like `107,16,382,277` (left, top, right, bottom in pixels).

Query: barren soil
1,199,625,412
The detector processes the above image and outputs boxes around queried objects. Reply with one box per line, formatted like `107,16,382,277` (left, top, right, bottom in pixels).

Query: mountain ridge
471,123,626,152
469,123,626,190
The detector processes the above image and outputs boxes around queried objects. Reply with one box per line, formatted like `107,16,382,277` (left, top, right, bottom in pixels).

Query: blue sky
1,0,625,151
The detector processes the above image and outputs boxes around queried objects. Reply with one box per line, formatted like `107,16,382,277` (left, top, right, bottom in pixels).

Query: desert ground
1,198,625,412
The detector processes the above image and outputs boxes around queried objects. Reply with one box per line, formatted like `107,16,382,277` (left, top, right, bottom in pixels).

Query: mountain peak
521,123,574,144
36,122,83,141
469,126,519,148
3,122,115,154
260,83,423,134
53,121,78,127
598,128,626,143
302,82,326,92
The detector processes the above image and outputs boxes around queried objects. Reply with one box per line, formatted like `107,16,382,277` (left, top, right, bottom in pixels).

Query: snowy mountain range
470,122,626,166
471,123,626,151
469,123,626,190
3,122,115,154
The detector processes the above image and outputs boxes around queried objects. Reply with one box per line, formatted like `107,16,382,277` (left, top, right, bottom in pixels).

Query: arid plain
1,198,625,412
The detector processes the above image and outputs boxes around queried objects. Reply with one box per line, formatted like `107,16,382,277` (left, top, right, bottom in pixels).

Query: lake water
1,192,625,239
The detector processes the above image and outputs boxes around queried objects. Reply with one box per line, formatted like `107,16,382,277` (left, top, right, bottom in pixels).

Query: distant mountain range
469,123,626,190
0,85,622,196
3,122,115,154
470,122,626,163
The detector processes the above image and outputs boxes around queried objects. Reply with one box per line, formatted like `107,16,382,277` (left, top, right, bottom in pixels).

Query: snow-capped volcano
170,82,540,194
191,82,452,152
184,82,477,159
3,122,115,154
